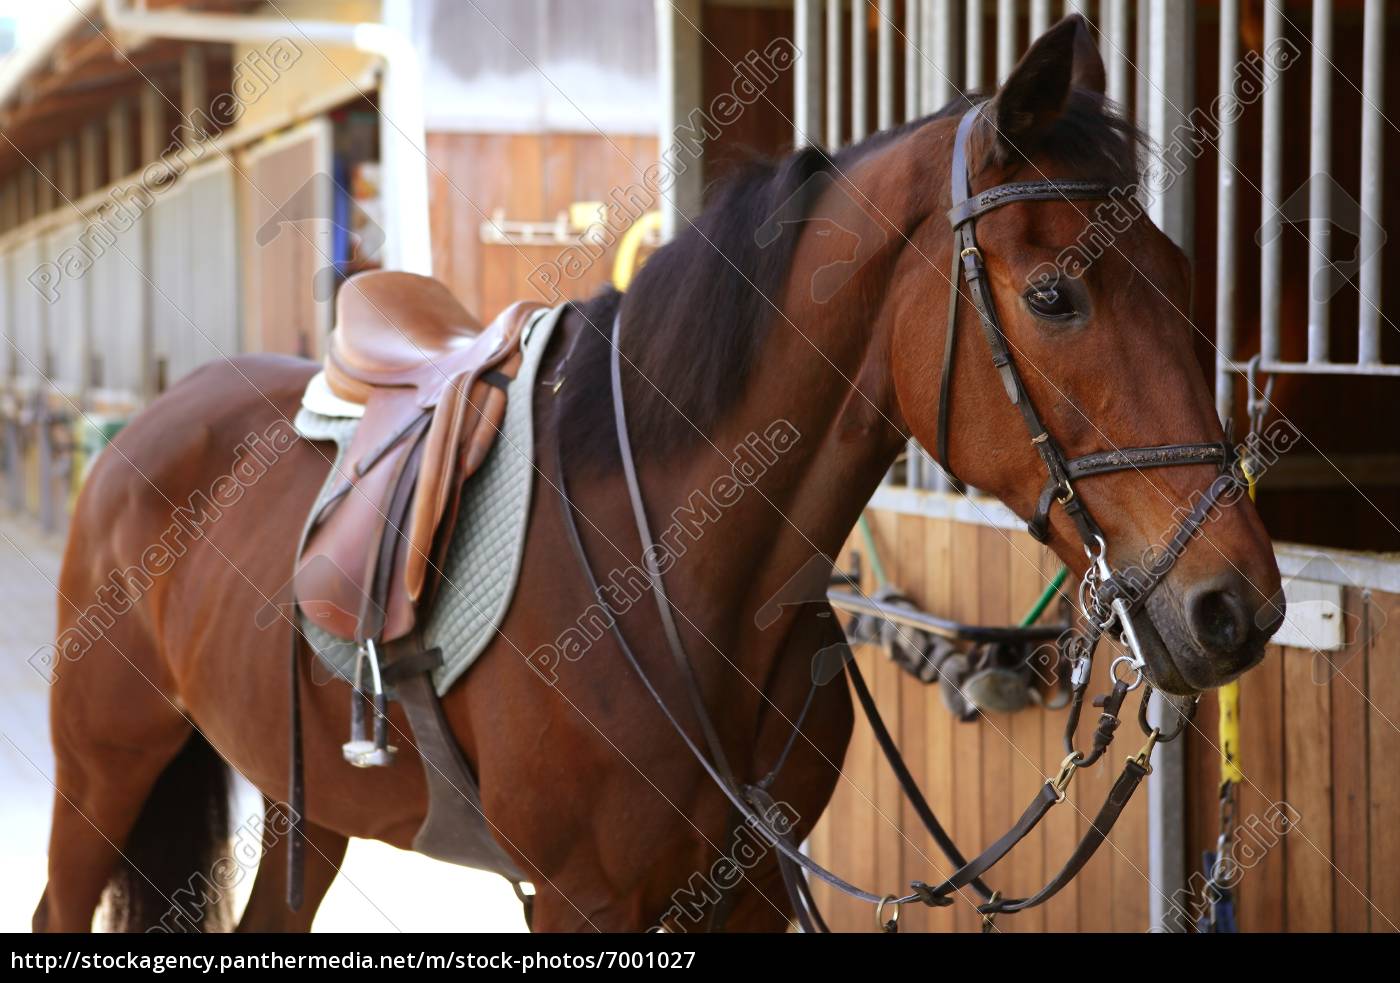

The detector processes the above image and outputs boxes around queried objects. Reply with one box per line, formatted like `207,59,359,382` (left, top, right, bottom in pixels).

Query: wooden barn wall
808,507,1400,933
1184,582,1400,933
425,132,659,321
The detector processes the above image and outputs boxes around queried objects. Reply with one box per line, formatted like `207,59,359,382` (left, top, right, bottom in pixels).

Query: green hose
1019,566,1068,626
856,512,1066,625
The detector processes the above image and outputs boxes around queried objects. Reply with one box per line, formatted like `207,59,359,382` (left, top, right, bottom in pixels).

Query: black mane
559,92,1144,470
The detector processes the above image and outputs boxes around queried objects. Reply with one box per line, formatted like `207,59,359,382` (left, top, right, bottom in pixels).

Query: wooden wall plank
923,515,958,933
1005,531,1049,932
1237,644,1286,932
1282,645,1335,930
1366,589,1400,932
895,513,932,933
976,526,1015,932
1330,587,1371,932
948,519,984,932
1040,546,1082,932
870,510,905,921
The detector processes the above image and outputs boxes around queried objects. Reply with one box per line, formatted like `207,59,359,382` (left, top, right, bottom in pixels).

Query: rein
555,105,1238,931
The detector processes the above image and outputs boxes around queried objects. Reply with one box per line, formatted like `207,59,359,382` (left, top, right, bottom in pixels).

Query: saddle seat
296,271,543,644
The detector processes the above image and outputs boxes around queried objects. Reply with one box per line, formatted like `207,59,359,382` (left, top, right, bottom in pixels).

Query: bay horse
36,16,1281,933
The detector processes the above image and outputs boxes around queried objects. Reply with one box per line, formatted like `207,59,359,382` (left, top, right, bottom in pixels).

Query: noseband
937,106,1237,684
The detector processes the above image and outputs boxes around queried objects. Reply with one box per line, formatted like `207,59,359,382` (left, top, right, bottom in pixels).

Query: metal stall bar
879,0,896,130
1215,0,1240,422
1104,0,1129,110
795,0,825,148
1145,0,1194,932
904,0,921,121
996,0,1017,83
1134,0,1150,125
1307,0,1332,364
656,0,703,240
965,0,984,92
1031,0,1052,40
1358,0,1385,366
1259,0,1283,364
852,0,870,141
924,1,957,112
828,0,844,147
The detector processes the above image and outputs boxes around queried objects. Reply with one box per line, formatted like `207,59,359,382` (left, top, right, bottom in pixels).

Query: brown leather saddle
295,270,541,645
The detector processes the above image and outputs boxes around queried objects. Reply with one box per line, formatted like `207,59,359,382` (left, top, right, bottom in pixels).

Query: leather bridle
555,104,1241,931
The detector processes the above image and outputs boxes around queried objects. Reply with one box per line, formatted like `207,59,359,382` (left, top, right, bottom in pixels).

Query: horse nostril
1187,584,1250,655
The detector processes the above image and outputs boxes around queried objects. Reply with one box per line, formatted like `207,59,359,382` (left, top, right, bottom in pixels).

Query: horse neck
641,237,910,674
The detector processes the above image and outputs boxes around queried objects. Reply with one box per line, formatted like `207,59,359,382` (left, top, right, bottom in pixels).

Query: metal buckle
959,246,982,261
1051,750,1083,801
980,891,1002,933
1129,728,1161,774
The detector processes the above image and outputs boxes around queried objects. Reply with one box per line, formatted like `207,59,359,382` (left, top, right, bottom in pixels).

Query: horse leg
236,798,348,932
39,703,219,932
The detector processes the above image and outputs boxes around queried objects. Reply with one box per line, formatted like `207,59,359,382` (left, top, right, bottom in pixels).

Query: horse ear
987,14,1103,157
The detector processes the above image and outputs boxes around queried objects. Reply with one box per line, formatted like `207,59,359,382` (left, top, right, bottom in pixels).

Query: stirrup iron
342,639,397,767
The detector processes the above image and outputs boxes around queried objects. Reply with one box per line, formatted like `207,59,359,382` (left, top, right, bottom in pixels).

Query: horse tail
103,731,233,933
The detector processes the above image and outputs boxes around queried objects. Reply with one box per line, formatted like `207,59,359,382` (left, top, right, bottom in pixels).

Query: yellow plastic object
1217,455,1258,786
611,211,663,292
1218,680,1243,784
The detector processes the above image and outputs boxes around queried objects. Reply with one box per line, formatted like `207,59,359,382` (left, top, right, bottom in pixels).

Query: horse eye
1023,280,1078,322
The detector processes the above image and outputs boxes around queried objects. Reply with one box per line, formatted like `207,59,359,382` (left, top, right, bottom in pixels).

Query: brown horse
36,17,1280,933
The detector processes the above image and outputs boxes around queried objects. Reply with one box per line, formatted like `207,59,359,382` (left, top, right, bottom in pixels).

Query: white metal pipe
1031,0,1052,40
996,0,1017,83
965,0,984,91
828,0,844,147
1260,0,1284,364
1216,0,1239,421
879,0,896,130
1134,0,1150,125
927,0,957,111
905,0,921,120
795,0,824,145
1358,0,1385,365
852,0,869,141
1307,0,1332,363
1105,0,1129,110
100,0,431,275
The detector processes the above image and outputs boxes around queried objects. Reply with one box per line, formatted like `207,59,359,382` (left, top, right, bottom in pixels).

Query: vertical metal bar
828,0,844,148
1134,0,1150,126
904,0,921,120
966,0,984,91
996,0,1017,83
1260,0,1283,364
1307,0,1332,364
925,1,959,112
879,0,896,129
853,0,870,141
1105,0,1129,110
795,0,825,148
1145,0,1193,933
656,0,704,239
1216,0,1240,422
1031,0,1052,40
1066,0,1090,19
1358,0,1385,365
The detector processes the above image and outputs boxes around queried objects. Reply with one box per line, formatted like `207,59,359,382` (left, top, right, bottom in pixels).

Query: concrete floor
0,513,526,933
